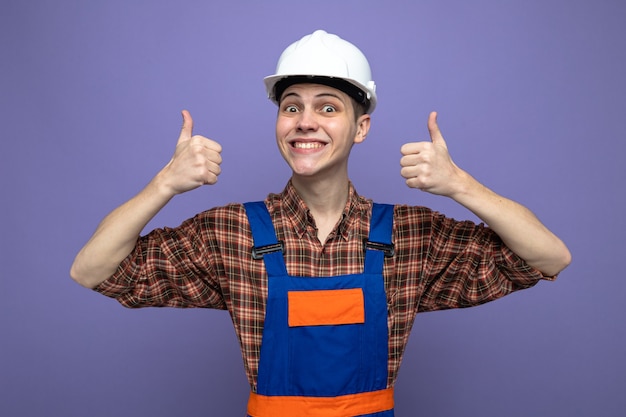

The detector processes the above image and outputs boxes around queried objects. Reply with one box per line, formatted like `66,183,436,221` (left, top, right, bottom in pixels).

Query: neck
291,175,349,214
291,175,350,243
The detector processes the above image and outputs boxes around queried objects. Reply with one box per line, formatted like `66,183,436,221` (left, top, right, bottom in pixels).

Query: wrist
447,168,476,201
147,169,179,202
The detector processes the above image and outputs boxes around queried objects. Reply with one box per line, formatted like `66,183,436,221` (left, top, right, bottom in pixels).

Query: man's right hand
157,110,223,196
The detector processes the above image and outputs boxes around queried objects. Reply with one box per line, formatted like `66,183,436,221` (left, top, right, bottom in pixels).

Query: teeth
293,142,323,149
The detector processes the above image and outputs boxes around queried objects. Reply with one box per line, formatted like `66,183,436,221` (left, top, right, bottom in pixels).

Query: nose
296,108,319,132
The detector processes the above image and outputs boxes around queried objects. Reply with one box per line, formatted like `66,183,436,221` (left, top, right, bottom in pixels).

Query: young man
71,30,571,416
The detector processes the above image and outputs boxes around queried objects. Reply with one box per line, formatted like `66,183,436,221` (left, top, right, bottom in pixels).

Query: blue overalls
244,202,395,417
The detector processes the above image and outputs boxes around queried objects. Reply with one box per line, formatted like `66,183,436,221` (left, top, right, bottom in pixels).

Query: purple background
1,1,625,416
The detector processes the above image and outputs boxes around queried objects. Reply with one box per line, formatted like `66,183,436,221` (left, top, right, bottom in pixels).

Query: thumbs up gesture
159,110,223,196
400,112,464,197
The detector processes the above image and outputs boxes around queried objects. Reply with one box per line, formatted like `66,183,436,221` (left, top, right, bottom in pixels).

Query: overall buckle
251,241,285,260
363,239,395,257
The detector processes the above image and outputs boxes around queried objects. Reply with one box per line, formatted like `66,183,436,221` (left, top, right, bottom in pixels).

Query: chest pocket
288,288,365,327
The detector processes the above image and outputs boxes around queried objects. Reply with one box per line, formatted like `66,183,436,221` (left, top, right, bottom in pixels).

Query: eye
284,105,299,113
321,104,336,113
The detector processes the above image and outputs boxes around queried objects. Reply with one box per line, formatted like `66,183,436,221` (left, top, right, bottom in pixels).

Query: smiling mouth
292,141,325,149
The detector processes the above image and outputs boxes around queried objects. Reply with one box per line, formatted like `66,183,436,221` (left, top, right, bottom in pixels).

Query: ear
353,114,371,144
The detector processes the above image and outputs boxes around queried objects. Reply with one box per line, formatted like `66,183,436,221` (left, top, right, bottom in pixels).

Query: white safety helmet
264,30,377,114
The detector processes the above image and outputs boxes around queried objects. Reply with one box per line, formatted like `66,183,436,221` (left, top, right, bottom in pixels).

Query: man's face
275,83,370,180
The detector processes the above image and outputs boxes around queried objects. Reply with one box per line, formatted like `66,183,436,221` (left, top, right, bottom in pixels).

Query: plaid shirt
96,180,550,389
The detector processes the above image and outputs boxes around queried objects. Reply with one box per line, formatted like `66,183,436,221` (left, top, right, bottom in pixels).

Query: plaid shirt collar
280,180,370,241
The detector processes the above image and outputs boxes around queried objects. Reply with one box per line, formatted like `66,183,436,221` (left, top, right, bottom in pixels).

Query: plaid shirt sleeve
94,207,236,310
392,204,551,313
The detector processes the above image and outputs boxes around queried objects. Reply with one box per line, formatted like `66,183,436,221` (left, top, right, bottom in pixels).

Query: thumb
178,109,193,144
428,111,447,148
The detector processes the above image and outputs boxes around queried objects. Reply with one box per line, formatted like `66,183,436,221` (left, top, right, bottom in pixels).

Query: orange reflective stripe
288,288,365,327
247,387,394,417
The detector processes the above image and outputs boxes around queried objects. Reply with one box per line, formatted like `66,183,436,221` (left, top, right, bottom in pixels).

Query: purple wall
2,1,624,416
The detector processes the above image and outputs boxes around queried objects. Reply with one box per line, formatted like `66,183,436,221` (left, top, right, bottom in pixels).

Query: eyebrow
281,91,345,102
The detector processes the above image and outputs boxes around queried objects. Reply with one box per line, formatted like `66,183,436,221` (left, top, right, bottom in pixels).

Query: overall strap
243,202,288,277
363,203,395,274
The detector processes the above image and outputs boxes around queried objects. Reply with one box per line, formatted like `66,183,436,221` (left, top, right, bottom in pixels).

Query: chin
287,161,321,177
